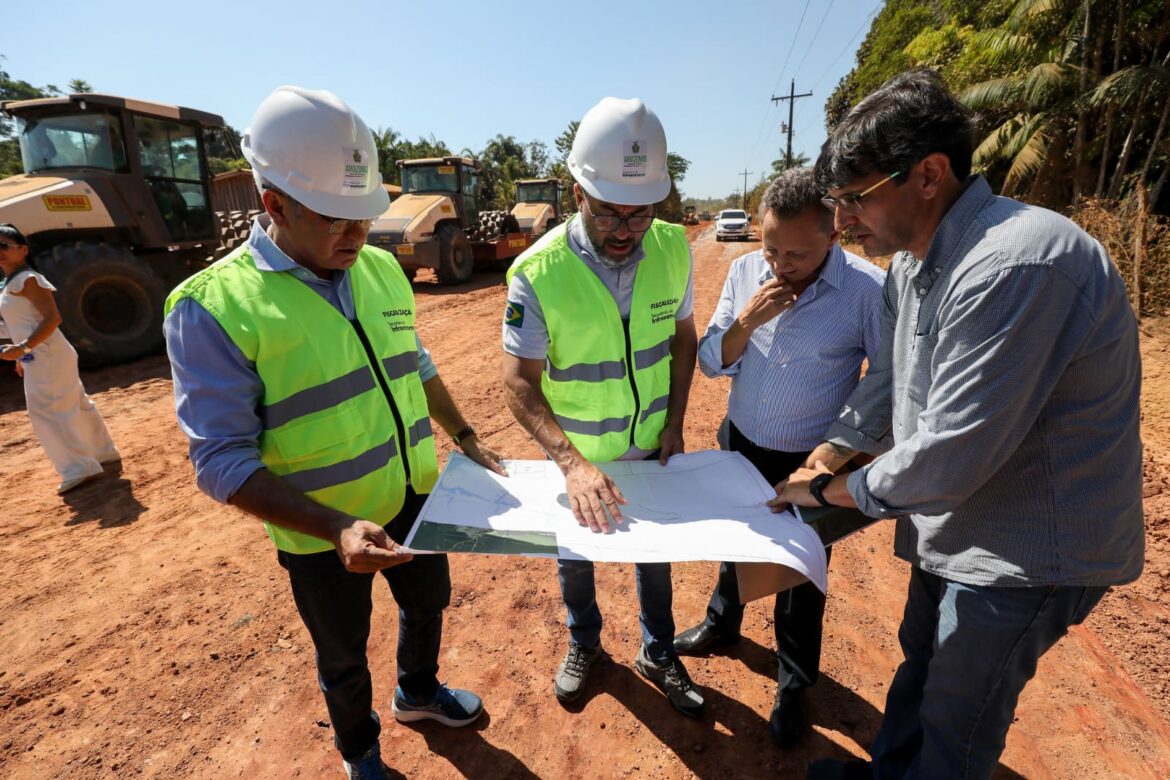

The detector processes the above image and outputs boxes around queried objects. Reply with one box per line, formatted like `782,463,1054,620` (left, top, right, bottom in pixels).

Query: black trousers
277,487,451,761
703,421,831,693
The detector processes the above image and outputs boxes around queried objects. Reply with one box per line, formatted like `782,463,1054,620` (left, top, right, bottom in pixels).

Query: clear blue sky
5,0,883,200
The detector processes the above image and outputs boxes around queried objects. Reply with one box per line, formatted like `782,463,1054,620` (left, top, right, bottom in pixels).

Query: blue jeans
277,488,451,762
558,558,676,662
868,566,1106,780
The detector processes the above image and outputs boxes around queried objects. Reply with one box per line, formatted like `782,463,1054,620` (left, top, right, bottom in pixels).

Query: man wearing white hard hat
164,86,503,779
502,97,703,717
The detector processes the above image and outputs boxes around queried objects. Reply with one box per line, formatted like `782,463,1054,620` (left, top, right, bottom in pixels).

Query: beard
581,217,638,268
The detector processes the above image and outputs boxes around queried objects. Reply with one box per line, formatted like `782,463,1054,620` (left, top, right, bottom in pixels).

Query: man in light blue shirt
674,168,885,748
165,86,504,780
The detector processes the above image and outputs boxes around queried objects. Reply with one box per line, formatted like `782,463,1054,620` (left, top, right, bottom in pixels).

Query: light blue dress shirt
698,244,886,452
164,218,436,503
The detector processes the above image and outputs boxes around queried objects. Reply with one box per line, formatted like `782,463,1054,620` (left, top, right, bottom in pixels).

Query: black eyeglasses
581,198,654,232
269,188,375,235
0,241,18,250
821,172,901,214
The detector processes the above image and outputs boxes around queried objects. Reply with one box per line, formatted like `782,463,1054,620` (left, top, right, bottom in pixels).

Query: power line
744,0,814,167
792,0,836,83
809,5,881,94
772,0,813,98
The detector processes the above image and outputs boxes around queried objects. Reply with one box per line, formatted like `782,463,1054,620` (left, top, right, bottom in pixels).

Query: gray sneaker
554,641,600,702
634,646,705,717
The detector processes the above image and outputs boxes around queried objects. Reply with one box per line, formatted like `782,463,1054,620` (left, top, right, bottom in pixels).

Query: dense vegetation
826,0,1169,212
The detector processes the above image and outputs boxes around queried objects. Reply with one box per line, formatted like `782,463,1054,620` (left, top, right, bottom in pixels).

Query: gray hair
758,167,833,232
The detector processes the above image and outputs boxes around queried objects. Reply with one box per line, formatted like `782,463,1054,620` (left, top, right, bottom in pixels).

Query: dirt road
2,225,1168,778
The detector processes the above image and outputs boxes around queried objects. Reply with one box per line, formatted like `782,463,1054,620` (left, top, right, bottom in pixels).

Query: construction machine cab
0,93,227,364
511,178,565,237
399,156,481,227
7,94,223,249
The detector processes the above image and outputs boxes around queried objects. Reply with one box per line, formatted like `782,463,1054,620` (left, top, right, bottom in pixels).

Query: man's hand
564,459,627,533
0,345,23,362
767,460,833,513
14,360,24,378
737,278,798,332
658,423,685,465
461,435,508,476
332,518,415,573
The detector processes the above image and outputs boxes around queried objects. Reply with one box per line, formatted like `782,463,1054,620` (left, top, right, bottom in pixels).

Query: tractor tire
35,242,167,367
435,223,474,285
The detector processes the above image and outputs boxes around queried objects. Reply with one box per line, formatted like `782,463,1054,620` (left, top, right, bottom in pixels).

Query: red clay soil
1,224,1168,779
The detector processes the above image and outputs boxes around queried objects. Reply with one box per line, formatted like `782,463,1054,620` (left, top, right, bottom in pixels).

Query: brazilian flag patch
504,301,525,327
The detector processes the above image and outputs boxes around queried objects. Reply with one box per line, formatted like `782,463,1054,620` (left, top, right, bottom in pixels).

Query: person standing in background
0,223,119,494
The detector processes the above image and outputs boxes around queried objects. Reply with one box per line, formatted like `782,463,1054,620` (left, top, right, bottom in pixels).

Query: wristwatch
808,473,834,507
452,425,476,447
16,341,31,355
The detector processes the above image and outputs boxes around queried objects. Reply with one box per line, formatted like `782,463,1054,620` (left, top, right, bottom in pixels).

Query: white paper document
404,450,828,592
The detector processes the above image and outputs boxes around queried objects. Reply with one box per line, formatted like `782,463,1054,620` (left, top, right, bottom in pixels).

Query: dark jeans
557,450,676,662
869,566,1107,780
558,558,676,662
277,487,451,762
703,421,829,692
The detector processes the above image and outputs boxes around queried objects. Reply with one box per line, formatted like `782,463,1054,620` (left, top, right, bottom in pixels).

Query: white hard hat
242,86,389,220
568,97,671,206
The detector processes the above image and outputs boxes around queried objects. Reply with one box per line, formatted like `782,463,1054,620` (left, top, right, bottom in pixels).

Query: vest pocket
268,406,369,467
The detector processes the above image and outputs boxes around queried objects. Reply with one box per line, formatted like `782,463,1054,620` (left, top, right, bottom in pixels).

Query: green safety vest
165,244,439,554
507,218,690,461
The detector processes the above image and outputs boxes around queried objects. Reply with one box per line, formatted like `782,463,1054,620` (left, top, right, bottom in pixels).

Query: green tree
475,134,548,210
0,55,52,176
770,151,811,177
372,127,451,186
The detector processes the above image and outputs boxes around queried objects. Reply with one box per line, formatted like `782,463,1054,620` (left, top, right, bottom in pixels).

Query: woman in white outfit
0,224,119,493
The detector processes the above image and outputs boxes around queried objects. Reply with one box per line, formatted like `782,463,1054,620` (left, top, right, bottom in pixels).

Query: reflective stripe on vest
507,218,689,461
165,243,439,554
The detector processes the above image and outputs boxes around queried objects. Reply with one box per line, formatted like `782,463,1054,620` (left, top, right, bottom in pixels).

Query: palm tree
959,0,1093,196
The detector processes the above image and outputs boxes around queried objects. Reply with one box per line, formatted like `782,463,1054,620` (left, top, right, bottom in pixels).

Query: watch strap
809,473,834,507
452,425,476,447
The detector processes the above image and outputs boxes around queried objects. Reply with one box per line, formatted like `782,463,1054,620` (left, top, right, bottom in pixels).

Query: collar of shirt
753,243,845,297
245,215,355,317
248,215,305,275
919,175,996,274
567,214,647,271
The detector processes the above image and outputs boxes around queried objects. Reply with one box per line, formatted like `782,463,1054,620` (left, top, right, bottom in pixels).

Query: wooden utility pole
739,169,752,209
771,79,814,169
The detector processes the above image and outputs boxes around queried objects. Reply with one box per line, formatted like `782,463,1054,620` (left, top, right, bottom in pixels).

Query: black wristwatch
808,473,834,507
452,425,476,447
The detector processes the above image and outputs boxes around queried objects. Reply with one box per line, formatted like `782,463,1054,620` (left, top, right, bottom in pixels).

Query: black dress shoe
672,622,741,656
770,689,807,748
